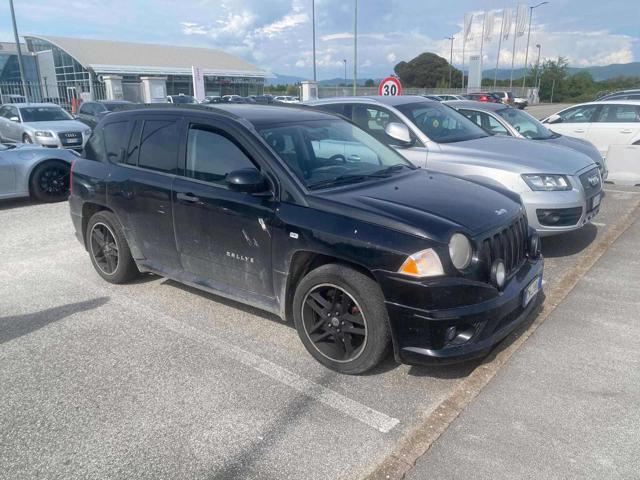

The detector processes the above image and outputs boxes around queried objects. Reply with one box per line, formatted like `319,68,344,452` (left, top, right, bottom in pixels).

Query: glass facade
0,51,39,83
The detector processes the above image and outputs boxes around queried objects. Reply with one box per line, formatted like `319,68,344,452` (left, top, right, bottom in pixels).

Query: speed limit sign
378,76,402,96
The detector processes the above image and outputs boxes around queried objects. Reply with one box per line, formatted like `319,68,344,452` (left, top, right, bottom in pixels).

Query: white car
542,100,640,158
274,96,300,104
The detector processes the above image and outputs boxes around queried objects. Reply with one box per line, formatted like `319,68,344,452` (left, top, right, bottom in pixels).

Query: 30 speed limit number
378,76,402,96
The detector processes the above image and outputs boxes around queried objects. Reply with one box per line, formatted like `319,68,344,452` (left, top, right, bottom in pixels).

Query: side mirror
226,168,269,194
546,114,562,124
385,122,413,147
9,116,20,123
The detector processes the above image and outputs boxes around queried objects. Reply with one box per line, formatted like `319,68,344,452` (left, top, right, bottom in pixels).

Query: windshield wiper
370,163,415,176
307,174,370,190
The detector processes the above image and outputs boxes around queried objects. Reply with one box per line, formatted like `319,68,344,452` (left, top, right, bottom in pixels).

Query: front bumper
520,188,603,237
33,134,87,151
377,257,544,366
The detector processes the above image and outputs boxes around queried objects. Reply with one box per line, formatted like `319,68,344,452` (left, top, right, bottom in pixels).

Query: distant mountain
264,74,306,86
484,62,640,81
266,74,382,86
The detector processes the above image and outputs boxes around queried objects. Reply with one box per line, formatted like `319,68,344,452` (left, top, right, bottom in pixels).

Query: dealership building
1,35,267,104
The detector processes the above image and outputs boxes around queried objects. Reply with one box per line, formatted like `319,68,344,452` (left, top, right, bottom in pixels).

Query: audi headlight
83,129,91,136
34,131,53,137
398,248,444,278
522,174,571,191
448,233,473,270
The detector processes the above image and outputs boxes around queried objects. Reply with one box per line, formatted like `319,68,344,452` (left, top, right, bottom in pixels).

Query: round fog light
445,326,457,342
491,260,506,289
529,232,540,258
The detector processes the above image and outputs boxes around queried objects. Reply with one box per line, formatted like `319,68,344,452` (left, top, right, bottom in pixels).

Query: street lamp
522,2,549,89
534,44,542,89
343,59,347,87
446,36,455,89
312,0,316,82
353,0,358,95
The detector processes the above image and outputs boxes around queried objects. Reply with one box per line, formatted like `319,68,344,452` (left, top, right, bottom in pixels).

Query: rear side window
83,127,105,162
316,103,346,116
138,119,180,173
103,121,130,163
595,105,640,123
185,126,255,185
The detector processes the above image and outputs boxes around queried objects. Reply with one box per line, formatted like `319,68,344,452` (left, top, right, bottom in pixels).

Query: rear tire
292,264,391,374
86,211,139,284
29,160,70,203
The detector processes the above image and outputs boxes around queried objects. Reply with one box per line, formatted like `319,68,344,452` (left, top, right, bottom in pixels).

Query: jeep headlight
449,233,473,270
522,174,571,191
398,248,444,278
34,130,53,137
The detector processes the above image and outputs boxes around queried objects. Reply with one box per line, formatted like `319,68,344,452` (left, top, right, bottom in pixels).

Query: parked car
0,141,77,202
463,92,501,103
422,95,444,101
254,94,276,104
76,100,133,130
0,103,91,151
307,96,603,236
541,101,640,158
596,89,640,101
274,96,300,104
490,91,515,106
167,94,198,104
514,97,528,110
0,93,27,104
69,104,543,373
448,100,607,178
201,96,223,104
437,94,467,101
222,95,246,103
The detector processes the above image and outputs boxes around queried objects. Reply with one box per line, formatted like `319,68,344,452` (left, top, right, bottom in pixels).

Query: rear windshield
20,106,73,122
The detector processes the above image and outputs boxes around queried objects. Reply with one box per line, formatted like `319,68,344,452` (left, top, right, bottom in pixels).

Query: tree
364,79,375,87
394,52,462,88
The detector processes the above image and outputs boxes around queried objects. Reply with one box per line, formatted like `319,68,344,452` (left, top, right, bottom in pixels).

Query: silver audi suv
307,96,603,236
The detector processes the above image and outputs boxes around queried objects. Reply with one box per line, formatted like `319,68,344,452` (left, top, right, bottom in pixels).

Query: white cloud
386,52,396,63
258,12,309,38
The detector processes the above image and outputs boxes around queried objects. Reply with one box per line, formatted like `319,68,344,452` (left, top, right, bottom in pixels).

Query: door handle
176,192,200,203
620,129,633,134
573,129,586,133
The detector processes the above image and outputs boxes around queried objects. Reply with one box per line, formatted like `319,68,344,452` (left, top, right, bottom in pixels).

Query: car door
0,106,9,140
546,104,599,140
3,106,21,142
172,118,275,298
0,147,16,196
106,116,182,272
347,103,429,167
587,104,640,157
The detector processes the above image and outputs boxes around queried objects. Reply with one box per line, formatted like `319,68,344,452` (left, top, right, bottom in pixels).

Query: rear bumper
378,257,544,366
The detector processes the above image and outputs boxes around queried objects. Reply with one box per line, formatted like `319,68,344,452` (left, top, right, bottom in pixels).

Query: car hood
23,120,88,132
543,134,603,166
312,170,523,241
436,135,596,174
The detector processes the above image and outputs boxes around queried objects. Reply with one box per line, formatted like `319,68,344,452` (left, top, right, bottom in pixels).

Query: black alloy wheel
89,222,119,276
29,161,70,202
301,283,368,363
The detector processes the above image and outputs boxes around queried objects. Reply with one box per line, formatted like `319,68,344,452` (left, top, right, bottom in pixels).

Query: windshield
19,106,73,122
258,119,415,189
496,108,555,140
395,102,489,143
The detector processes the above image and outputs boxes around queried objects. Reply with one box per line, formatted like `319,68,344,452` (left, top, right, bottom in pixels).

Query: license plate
523,275,542,307
592,193,601,209
67,138,81,143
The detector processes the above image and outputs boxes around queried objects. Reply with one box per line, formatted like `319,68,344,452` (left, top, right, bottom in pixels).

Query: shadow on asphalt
0,297,110,344
0,198,39,211
541,223,598,258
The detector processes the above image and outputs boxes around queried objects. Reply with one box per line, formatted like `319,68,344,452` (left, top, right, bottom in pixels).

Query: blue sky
0,0,637,79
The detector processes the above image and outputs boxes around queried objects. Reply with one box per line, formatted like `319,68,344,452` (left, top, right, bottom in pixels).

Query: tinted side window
351,105,402,143
103,121,130,163
558,105,598,123
185,126,255,185
317,104,346,116
83,127,105,162
78,103,93,115
596,105,640,123
138,119,179,173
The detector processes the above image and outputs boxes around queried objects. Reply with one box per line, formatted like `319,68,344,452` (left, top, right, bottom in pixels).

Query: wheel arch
282,250,376,323
25,157,72,196
80,202,114,249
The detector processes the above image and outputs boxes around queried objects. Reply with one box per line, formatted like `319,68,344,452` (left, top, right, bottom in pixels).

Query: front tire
22,133,33,144
29,160,70,202
292,264,391,374
86,211,139,284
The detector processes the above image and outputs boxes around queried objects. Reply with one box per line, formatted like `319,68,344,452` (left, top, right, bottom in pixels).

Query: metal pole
353,0,358,95
534,44,541,89
461,38,466,89
523,2,548,89
446,36,454,88
509,6,519,89
479,13,486,86
550,78,555,103
494,9,506,88
9,0,28,101
343,59,347,87
312,0,317,82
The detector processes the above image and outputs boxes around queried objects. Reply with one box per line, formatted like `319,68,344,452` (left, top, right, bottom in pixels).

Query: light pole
446,36,454,88
534,44,542,89
343,59,347,87
522,2,548,89
312,0,317,82
9,0,28,101
353,0,358,95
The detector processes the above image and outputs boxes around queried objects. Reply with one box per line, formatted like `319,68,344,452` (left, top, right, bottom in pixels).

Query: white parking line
591,222,606,227
604,187,640,195
59,271,401,434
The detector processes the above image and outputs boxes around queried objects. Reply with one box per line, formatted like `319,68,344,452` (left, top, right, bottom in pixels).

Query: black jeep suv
69,104,543,374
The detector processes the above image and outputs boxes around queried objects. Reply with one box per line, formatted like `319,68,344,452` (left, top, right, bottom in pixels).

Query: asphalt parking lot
1,185,639,480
